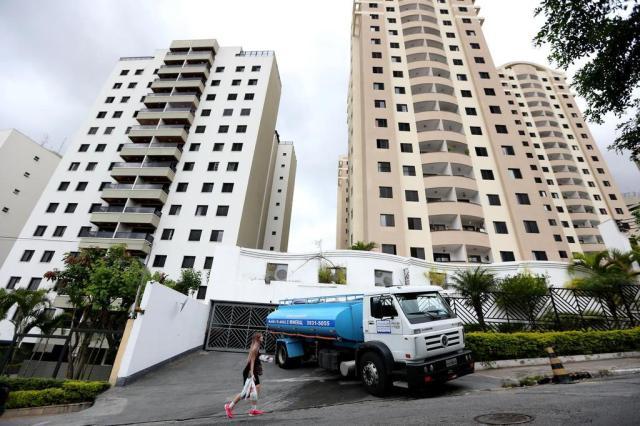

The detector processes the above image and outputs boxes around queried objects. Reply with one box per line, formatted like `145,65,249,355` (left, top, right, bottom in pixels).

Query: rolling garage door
204,301,277,353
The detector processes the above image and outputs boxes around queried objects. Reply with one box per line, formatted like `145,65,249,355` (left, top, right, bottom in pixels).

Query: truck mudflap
405,349,474,389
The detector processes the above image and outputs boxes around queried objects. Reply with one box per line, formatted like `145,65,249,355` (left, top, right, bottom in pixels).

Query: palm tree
3,289,66,345
350,241,377,251
449,267,496,331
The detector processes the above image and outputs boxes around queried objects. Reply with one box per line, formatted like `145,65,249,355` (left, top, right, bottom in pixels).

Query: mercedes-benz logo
441,334,449,347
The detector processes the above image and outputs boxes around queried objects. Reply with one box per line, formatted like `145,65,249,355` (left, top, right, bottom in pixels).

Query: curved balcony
78,230,153,254
420,151,472,167
574,226,600,236
568,211,599,221
100,183,169,204
427,200,484,217
430,228,490,248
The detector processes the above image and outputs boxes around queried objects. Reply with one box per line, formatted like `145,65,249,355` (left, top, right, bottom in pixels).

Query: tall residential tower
341,0,632,263
0,39,296,297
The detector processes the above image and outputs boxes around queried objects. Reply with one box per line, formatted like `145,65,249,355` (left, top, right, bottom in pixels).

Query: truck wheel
276,343,300,369
359,352,391,396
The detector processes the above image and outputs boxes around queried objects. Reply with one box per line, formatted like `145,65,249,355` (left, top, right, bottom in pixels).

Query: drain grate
474,413,534,425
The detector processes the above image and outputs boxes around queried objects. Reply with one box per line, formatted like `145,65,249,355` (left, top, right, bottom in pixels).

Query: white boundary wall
115,282,209,384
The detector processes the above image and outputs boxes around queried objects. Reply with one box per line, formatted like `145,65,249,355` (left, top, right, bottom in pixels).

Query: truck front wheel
276,343,300,369
359,352,391,396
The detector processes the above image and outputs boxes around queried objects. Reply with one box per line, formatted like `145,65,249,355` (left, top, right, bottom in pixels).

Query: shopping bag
240,376,258,402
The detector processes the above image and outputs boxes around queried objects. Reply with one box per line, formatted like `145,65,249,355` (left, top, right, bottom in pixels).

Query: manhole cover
474,413,534,425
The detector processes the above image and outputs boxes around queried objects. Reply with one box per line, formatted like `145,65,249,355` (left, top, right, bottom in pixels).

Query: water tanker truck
266,286,474,396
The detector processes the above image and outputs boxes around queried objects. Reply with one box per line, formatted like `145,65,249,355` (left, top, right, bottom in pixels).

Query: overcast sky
1,0,638,252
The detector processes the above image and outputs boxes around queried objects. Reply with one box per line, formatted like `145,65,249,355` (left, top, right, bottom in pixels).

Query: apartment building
336,155,350,249
0,129,61,268
0,39,296,296
342,0,633,263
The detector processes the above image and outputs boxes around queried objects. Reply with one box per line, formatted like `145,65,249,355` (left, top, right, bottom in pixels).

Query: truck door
364,296,404,361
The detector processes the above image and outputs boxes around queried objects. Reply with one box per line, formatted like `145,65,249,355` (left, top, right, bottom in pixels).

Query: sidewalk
473,356,640,385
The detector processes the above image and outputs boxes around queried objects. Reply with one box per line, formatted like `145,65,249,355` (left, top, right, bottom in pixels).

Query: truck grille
425,330,460,351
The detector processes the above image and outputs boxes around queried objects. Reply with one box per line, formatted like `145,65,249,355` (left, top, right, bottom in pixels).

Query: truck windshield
395,292,454,324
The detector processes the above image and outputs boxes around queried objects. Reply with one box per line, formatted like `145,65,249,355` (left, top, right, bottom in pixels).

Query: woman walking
224,333,264,418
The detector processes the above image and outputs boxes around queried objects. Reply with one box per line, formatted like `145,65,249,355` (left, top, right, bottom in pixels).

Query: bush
467,328,640,361
0,377,64,391
4,380,110,409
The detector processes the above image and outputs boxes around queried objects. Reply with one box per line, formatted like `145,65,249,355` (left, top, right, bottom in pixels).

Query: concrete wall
115,282,209,385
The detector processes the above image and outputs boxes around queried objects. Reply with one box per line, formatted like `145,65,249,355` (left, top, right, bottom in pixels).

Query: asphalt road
5,351,640,425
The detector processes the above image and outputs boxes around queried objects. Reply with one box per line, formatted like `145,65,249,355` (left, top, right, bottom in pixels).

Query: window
532,251,548,261
374,99,386,108
378,162,391,172
210,230,224,242
183,162,195,171
405,190,419,202
500,251,515,262
53,226,66,237
402,165,416,176
508,168,523,179
204,257,214,270
244,93,254,100
232,79,241,86
380,214,395,227
68,162,80,171
27,278,42,291
153,255,167,267
161,228,175,240
168,205,181,215
376,139,389,149
46,203,59,213
120,96,130,103
86,162,97,171
57,182,70,191
195,205,208,216
202,182,214,192
222,183,234,193
188,230,202,241
375,118,387,127
475,147,488,156
195,125,206,133
465,107,477,115
495,125,508,134
493,221,508,234
489,105,501,114
372,66,383,74
474,57,486,64
479,72,490,79
206,94,216,101
227,162,239,171
213,143,224,152
64,203,78,213
181,256,196,268
553,234,562,242
176,182,188,192
113,82,122,89
373,82,384,90
240,108,251,116
457,74,468,81
398,123,410,131
208,162,219,171
461,90,473,98
487,194,501,206
470,126,483,135
95,144,106,152
248,79,258,86
484,88,496,96
379,186,393,198
523,220,539,233
516,193,530,205
481,169,494,180
381,244,397,255
407,217,422,230
410,247,425,260
135,69,143,75
87,127,98,135
215,66,225,72
216,205,229,216
251,65,261,72
105,96,114,103
394,86,406,94
6,277,20,290
20,250,35,262
232,143,243,151
236,125,247,133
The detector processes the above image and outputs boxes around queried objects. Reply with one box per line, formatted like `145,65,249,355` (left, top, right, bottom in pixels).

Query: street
4,351,640,425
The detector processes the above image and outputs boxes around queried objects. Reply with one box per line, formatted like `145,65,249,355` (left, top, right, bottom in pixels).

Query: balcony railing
144,92,200,97
90,206,162,216
121,142,183,151
101,183,169,193
138,107,195,113
79,230,154,244
111,162,177,172
130,124,188,131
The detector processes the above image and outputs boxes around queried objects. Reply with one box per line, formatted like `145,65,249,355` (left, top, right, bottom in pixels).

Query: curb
2,401,93,419
476,351,640,370
603,367,640,376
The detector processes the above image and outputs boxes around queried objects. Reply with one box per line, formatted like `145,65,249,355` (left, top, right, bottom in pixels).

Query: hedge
4,380,110,409
466,327,640,361
0,377,65,391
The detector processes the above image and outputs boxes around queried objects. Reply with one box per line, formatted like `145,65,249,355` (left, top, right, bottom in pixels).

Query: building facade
0,39,296,299
336,155,350,248
342,0,633,263
0,129,61,268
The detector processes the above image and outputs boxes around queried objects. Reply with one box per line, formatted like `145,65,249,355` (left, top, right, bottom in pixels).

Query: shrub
4,380,110,409
0,377,65,391
466,328,640,361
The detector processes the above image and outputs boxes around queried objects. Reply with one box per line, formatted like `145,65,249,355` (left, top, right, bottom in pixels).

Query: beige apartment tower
340,0,633,263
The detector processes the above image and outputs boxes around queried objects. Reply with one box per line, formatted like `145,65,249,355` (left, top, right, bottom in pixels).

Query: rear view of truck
267,287,474,396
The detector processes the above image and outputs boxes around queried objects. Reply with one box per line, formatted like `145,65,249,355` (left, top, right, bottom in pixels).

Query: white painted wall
116,282,209,381
598,219,632,252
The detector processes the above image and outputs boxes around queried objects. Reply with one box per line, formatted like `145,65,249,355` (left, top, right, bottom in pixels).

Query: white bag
240,376,258,402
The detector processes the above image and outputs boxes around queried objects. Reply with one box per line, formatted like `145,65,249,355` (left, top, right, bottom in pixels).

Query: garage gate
204,301,277,353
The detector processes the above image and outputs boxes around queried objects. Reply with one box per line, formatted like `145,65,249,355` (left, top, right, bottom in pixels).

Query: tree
496,273,549,326
449,267,496,331
0,289,66,346
44,245,150,378
168,269,202,296
534,0,640,161
350,241,377,251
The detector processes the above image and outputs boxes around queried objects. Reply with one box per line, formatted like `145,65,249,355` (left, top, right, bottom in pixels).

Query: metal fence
0,328,123,381
205,301,277,353
446,285,640,332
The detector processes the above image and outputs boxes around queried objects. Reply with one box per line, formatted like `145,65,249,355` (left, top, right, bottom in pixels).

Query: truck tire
276,343,300,369
359,352,391,396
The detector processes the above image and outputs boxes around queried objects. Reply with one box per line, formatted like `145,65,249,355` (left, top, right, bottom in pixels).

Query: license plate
445,358,458,367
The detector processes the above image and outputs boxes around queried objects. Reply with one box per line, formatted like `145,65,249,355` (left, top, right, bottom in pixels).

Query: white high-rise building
0,129,61,268
0,39,296,301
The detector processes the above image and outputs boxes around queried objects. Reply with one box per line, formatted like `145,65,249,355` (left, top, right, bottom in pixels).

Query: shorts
243,369,260,385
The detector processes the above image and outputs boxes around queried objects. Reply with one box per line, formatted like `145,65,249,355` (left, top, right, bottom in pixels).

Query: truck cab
268,286,474,396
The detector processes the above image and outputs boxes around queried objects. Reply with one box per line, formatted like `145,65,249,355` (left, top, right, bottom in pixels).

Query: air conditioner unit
274,264,288,281
374,270,393,287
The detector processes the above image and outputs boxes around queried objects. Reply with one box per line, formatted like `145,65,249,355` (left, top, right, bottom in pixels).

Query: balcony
128,125,188,143
78,230,154,254
136,107,195,126
120,142,183,161
143,92,200,108
164,51,214,64
89,206,162,228
100,183,168,204
151,77,205,94
157,64,210,78
110,162,176,183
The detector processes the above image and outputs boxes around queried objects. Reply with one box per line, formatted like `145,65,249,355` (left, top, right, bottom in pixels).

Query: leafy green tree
168,269,202,296
496,273,549,326
0,289,66,345
534,0,640,161
450,267,496,331
350,241,377,251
